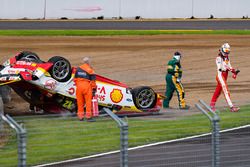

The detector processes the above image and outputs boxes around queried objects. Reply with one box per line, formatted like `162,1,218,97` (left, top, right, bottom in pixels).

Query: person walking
210,43,240,112
74,57,97,122
163,51,190,110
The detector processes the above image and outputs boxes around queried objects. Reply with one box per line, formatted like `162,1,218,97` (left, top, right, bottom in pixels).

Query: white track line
33,124,250,167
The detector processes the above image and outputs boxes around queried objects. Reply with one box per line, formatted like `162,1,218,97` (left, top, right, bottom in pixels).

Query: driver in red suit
210,43,240,112
74,57,97,122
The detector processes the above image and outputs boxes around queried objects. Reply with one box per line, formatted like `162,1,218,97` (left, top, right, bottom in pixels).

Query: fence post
17,129,27,167
195,100,220,167
212,114,220,167
0,114,27,167
120,123,128,167
102,107,128,167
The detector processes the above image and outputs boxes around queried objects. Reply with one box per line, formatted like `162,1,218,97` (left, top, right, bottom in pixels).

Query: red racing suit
210,54,236,109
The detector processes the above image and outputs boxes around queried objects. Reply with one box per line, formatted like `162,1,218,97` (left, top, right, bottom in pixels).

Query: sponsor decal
67,87,75,95
96,86,106,101
126,98,133,102
9,76,20,80
110,89,123,103
7,70,17,74
0,77,7,81
97,94,105,102
44,79,57,90
16,61,32,66
98,86,106,94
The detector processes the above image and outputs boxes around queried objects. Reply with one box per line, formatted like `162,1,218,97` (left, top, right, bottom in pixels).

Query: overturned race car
0,51,164,116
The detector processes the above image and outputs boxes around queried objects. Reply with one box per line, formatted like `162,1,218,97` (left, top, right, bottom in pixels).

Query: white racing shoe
230,106,240,112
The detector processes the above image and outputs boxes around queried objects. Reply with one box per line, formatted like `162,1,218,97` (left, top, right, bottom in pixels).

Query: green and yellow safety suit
163,57,186,108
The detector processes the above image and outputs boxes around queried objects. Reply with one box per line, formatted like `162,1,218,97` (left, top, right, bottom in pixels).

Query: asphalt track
40,126,250,167
0,20,250,30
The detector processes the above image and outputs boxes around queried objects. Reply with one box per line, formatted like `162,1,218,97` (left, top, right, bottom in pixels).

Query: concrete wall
0,0,44,19
0,0,249,19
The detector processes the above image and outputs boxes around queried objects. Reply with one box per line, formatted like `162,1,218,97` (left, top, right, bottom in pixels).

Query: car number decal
62,99,73,109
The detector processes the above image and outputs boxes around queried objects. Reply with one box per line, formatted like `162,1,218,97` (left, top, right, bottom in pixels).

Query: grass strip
0,30,250,36
0,105,249,166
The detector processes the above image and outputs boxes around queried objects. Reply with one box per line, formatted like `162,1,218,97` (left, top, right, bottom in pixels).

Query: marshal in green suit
163,52,190,109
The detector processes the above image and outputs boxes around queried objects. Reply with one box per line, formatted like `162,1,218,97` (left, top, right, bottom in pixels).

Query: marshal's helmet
173,51,182,61
220,43,230,56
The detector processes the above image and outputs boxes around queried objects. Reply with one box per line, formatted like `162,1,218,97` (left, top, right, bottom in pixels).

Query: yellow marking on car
0,80,20,86
122,106,142,112
36,67,47,73
44,72,51,77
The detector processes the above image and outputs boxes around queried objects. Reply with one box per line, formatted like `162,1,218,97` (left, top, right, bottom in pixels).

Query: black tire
48,56,72,82
131,86,157,110
16,51,40,61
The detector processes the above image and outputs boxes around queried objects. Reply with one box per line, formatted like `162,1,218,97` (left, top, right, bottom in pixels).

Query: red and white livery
210,43,240,112
0,51,163,115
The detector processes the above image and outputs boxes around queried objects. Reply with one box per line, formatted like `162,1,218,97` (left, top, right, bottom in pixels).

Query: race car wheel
48,56,72,82
131,86,157,109
16,51,40,61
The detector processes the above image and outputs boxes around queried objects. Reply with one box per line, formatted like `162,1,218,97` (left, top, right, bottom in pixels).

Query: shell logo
110,89,123,103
